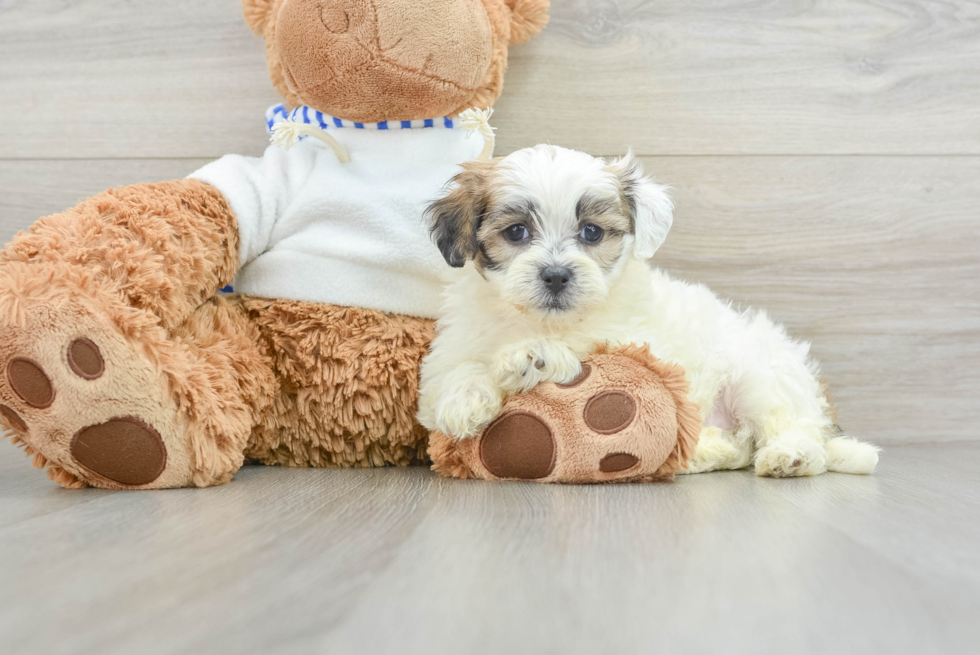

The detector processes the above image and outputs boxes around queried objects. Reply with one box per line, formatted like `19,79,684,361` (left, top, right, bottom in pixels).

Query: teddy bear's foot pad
71,417,167,486
429,345,703,484
1,329,177,487
480,411,556,479
6,345,165,485
0,282,198,489
1,327,183,488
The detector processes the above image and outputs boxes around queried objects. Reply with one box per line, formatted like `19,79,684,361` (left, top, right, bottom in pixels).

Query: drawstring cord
269,107,495,162
458,107,496,160
270,121,350,162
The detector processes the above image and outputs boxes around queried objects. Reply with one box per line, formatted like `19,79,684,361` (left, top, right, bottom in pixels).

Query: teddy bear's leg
2,179,240,331
0,287,275,489
238,297,435,469
0,180,271,488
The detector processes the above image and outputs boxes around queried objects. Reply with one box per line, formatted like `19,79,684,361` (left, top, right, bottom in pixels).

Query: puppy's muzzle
540,266,573,294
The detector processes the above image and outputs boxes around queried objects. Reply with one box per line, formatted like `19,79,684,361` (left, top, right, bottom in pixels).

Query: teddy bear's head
242,0,549,123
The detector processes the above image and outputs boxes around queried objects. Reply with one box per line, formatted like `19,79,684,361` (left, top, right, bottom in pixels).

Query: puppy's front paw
492,342,545,393
492,340,582,394
434,379,503,440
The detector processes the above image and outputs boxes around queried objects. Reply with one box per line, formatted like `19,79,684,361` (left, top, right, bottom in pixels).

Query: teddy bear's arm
1,179,239,331
190,143,322,269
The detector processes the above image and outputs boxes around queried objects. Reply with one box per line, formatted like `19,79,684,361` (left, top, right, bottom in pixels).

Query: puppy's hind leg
753,421,828,478
735,312,839,477
681,426,753,474
825,432,880,474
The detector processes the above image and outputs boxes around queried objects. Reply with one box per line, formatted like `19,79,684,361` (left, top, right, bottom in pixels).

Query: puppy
418,145,879,477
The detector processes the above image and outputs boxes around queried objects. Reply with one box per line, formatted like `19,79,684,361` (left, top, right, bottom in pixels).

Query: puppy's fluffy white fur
418,145,879,477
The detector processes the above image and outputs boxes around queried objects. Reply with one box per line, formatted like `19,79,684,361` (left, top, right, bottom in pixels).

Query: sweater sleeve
188,144,320,267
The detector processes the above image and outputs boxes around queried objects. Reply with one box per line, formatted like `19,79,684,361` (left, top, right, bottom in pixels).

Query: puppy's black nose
540,266,573,293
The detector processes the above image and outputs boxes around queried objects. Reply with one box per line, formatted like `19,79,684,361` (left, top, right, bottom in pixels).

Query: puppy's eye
579,224,604,244
503,224,530,243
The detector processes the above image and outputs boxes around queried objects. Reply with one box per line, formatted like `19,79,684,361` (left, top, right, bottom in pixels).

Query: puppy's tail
825,433,880,474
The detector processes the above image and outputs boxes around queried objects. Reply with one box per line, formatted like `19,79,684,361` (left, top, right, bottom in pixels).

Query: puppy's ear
608,150,674,260
427,161,496,268
505,0,550,44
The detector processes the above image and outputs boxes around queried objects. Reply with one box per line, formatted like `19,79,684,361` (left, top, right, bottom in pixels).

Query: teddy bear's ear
505,0,550,44
242,0,276,35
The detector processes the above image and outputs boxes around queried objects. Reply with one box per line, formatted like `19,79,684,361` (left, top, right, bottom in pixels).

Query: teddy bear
0,0,552,489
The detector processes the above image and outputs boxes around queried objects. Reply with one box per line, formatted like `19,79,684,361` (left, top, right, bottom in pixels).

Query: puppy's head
427,145,672,320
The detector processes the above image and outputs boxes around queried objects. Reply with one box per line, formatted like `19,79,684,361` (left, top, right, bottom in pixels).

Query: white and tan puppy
418,145,879,477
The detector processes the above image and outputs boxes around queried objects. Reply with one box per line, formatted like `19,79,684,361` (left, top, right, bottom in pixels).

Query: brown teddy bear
0,0,551,489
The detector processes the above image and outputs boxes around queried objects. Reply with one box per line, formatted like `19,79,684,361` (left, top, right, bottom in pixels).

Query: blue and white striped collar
265,104,462,133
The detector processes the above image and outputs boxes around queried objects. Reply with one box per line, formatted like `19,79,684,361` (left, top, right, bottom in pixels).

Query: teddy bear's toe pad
7,358,55,408
599,452,639,473
480,411,556,480
0,404,28,431
583,390,636,434
71,417,167,486
67,338,105,380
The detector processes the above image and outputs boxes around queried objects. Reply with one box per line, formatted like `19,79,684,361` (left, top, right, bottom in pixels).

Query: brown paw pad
0,404,28,432
7,358,55,409
67,338,105,380
556,363,591,389
599,452,640,473
480,411,556,480
70,417,167,486
583,390,636,434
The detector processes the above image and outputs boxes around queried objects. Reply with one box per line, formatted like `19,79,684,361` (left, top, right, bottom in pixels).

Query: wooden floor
1,442,978,654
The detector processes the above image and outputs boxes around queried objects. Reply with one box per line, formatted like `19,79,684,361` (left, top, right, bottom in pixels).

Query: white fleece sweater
190,106,483,319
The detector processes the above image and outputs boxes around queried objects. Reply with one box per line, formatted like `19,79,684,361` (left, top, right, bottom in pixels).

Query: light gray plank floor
1,441,977,654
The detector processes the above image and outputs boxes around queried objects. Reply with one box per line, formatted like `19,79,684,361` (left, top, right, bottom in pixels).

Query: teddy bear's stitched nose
319,0,352,34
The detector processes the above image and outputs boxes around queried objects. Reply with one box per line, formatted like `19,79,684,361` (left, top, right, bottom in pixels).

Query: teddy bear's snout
275,0,495,123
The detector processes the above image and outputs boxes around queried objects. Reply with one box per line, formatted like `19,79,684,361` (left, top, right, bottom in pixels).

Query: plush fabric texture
240,297,434,468
244,0,550,123
428,344,702,484
190,116,482,318
1,179,239,332
275,0,491,123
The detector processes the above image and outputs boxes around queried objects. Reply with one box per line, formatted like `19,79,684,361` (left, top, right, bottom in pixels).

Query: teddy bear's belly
234,239,450,320
193,129,481,320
